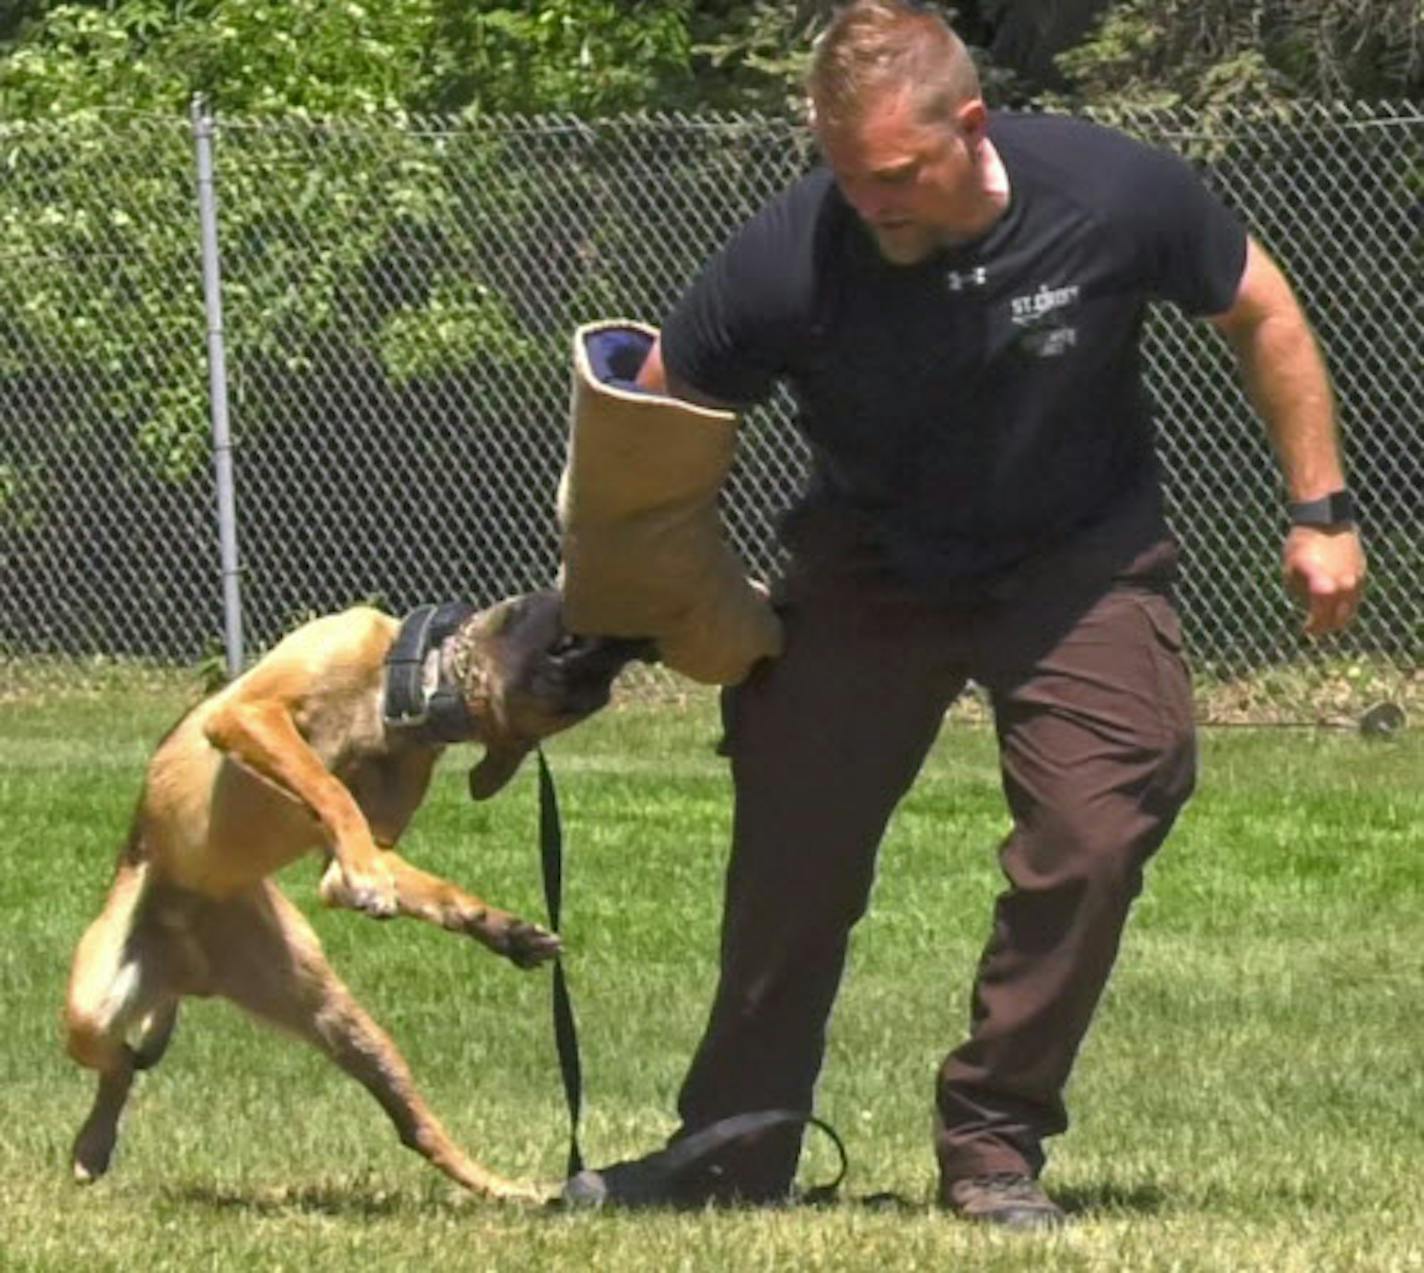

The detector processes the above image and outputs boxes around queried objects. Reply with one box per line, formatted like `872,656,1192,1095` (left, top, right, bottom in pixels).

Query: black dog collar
383,602,478,743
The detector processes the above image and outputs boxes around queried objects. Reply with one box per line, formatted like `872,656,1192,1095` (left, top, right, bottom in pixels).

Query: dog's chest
296,684,440,845
339,745,439,845
296,678,388,768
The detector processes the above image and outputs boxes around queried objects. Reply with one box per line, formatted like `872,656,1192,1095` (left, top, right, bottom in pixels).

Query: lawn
1,689,1421,1271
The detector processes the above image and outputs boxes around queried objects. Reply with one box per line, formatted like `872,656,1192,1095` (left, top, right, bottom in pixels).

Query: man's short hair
807,0,981,134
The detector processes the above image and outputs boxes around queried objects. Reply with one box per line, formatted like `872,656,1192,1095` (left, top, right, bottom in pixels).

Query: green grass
2,690,1422,1270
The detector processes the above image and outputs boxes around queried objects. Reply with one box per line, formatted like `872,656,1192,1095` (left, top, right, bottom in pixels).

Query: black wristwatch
1287,489,1357,528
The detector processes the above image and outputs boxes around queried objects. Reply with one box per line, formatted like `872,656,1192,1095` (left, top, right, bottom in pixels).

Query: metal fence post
191,94,245,679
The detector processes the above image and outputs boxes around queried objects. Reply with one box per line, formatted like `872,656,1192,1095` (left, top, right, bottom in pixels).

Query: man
563,0,1365,1228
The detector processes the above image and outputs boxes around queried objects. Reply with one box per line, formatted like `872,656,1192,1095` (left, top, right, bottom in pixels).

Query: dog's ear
467,741,533,800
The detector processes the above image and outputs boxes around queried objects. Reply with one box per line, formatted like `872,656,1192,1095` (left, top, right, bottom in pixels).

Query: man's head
808,0,992,264
448,590,654,798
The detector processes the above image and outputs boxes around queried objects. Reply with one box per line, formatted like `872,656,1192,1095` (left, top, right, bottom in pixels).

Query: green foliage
375,279,537,386
688,1,822,114
0,1,697,117
193,636,232,694
1054,1,1283,109
2,0,429,115
672,0,1424,110
423,1,694,117
0,459,47,530
0,3,704,502
0,112,205,489
1055,0,1423,109
1267,0,1424,101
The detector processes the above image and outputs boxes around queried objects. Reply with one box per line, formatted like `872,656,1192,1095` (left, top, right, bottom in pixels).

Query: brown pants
673,529,1196,1193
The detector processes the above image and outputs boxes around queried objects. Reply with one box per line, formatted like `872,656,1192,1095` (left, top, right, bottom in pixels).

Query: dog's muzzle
541,634,658,716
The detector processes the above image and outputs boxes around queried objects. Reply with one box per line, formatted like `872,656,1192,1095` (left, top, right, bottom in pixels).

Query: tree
679,0,1424,111
0,1,695,117
0,1,699,485
1055,0,1423,109
0,0,44,45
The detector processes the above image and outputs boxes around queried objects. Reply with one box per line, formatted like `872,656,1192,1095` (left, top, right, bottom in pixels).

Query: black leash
536,747,584,1177
534,747,847,1202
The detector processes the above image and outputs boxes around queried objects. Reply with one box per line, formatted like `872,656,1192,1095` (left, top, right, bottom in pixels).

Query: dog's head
450,589,655,799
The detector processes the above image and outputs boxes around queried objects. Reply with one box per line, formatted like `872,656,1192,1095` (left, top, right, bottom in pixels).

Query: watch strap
1288,489,1357,527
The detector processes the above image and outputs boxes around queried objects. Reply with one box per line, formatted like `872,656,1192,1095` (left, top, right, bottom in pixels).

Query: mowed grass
1,689,1421,1271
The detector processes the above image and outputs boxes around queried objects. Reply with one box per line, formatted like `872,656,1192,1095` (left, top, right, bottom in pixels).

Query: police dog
63,589,650,1201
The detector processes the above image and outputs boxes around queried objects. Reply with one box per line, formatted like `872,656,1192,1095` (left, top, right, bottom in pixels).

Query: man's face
818,89,985,265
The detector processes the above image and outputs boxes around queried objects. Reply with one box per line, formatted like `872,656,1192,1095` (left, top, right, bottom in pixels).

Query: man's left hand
1282,526,1366,636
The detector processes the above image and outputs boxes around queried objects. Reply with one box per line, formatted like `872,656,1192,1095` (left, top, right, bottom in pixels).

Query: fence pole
191,94,245,679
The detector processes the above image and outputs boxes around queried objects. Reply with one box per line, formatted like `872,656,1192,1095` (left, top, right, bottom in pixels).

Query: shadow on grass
171,1178,1168,1223
1055,1182,1168,1217
842,1180,1167,1219
170,1182,438,1220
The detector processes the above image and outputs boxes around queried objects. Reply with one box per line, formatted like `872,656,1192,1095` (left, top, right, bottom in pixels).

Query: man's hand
1209,240,1366,638
1282,525,1366,636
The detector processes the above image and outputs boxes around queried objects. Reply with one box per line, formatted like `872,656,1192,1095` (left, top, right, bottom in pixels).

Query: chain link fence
2,103,1420,720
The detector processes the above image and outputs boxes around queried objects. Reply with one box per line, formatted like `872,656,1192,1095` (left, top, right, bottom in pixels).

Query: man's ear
467,741,533,800
957,98,988,147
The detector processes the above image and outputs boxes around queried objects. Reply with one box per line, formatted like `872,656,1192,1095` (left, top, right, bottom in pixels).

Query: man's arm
635,333,739,411
1209,237,1366,636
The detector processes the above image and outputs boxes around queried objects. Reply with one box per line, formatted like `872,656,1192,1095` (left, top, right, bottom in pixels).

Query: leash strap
536,746,848,1202
537,747,585,1177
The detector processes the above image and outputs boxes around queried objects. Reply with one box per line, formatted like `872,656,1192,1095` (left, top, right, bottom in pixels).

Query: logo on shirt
946,266,988,292
1009,282,1081,358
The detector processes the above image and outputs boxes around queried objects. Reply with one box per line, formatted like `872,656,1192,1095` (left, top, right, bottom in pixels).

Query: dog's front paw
342,861,399,919
463,906,561,967
505,920,562,968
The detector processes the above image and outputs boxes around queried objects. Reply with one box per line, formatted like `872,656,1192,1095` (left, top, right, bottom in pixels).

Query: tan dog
63,589,650,1200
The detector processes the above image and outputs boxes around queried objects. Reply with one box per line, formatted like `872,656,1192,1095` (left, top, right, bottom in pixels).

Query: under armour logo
947,267,988,292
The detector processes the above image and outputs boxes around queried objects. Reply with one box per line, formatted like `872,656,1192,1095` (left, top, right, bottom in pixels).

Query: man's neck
941,139,1011,247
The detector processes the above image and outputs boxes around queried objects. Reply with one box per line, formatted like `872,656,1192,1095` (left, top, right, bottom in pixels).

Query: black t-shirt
661,111,1248,591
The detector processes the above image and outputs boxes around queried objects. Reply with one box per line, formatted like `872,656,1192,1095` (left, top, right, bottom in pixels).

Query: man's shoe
941,1172,1066,1230
560,1112,814,1211
561,1154,696,1210
560,1152,787,1212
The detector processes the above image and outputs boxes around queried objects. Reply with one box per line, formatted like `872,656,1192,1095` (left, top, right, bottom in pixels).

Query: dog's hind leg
201,880,540,1201
65,862,179,1182
318,853,561,969
69,996,181,1182
131,998,180,1070
71,1051,139,1183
